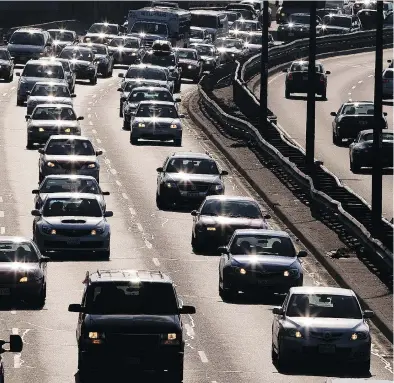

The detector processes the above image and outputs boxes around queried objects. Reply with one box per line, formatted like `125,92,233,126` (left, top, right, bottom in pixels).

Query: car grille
55,229,92,237
310,331,344,340
57,162,86,170
302,346,351,357
177,182,210,192
106,334,160,353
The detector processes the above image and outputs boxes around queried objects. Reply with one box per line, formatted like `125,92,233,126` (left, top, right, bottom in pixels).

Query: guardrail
198,28,393,273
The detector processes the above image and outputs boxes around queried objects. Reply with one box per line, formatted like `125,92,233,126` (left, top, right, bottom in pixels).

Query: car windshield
49,30,74,41
85,45,106,54
109,38,139,48
22,64,64,78
10,32,44,46
88,24,118,35
323,15,352,27
135,105,177,118
126,68,166,81
193,45,215,56
142,53,176,66
230,235,296,256
177,50,198,60
232,20,260,31
43,198,102,217
362,132,393,141
0,242,38,262
128,90,172,102
201,200,262,218
32,107,76,120
191,14,219,28
60,49,93,62
165,158,219,174
290,62,323,73
342,104,374,115
131,21,168,35
286,293,363,319
0,50,9,60
31,84,70,97
40,178,100,194
247,34,262,44
191,29,204,38
45,139,95,155
289,14,311,24
86,282,178,315
215,39,243,49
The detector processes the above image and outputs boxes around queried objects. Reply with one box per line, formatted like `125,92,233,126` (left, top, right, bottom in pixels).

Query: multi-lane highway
0,63,392,383
260,49,393,219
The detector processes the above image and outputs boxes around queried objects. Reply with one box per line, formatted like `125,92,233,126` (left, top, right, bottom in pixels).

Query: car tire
174,138,182,147
271,344,278,365
219,277,236,302
16,98,24,106
90,76,97,85
130,134,138,145
119,103,123,118
350,160,361,173
36,285,46,308
332,130,341,146
123,118,130,130
7,72,13,82
285,89,290,99
156,193,168,210
191,234,203,252
26,140,34,150
321,89,327,100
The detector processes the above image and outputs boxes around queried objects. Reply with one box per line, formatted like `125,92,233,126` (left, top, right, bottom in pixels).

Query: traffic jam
0,0,392,382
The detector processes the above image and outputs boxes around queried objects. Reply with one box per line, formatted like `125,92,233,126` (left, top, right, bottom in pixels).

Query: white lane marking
88,101,92,105
96,138,102,144
115,180,122,186
0,211,4,218
110,168,117,175
137,223,143,232
2,93,7,96
92,129,97,134
104,158,111,165
88,107,91,111
12,328,18,334
198,351,209,363
368,74,373,78
152,257,160,266
11,310,16,315
145,240,153,249
88,114,92,119
348,93,352,96
358,80,363,84
185,323,195,338
122,193,129,200
11,86,15,90
129,207,136,215
352,85,356,89
89,120,93,126
0,227,5,235
0,196,3,202
92,94,97,98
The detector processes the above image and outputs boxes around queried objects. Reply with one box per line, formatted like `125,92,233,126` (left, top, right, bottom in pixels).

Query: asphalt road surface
264,49,394,220
0,64,392,383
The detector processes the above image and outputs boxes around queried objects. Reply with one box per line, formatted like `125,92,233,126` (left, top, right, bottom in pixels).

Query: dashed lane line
0,196,3,202
110,168,117,175
152,257,160,266
0,227,5,235
116,180,122,186
122,193,129,200
0,211,4,218
198,351,209,363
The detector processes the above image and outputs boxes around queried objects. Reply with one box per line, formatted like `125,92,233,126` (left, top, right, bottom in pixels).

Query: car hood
41,216,104,227
200,215,267,228
0,262,40,274
29,120,79,128
179,59,199,66
28,96,72,104
85,33,118,39
7,44,44,53
42,154,97,162
84,314,180,333
133,117,181,125
231,254,297,270
286,317,365,331
124,79,168,87
0,59,11,65
166,173,220,184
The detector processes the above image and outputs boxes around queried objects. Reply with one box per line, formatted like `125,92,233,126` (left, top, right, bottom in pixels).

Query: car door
272,292,290,348
76,284,88,344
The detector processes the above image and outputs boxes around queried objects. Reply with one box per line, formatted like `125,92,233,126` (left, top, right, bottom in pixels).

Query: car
218,229,306,301
189,43,220,72
39,57,76,92
6,28,54,64
174,48,203,82
189,27,213,44
0,237,49,307
122,86,181,130
32,194,113,258
78,42,114,77
15,59,68,106
382,68,393,98
0,334,23,382
277,13,323,41
214,37,247,62
38,135,102,182
316,7,342,19
83,22,120,44
223,10,242,27
26,104,83,149
349,130,393,172
130,100,184,145
357,9,378,29
68,269,196,381
59,46,98,85
191,196,270,252
141,49,182,92
244,32,275,54
0,47,14,82
156,152,228,209
32,175,110,210
283,60,330,99
384,11,393,29
271,286,374,373
321,14,361,34
229,19,262,37
26,81,76,115
47,29,78,54
226,3,259,21
331,101,388,145
107,36,143,65
151,39,173,52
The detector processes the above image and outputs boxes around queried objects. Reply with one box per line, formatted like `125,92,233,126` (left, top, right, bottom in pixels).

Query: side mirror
71,94,77,98
217,246,228,254
25,115,31,121
156,167,163,172
31,209,41,216
77,116,84,121
40,256,51,262
68,303,84,313
38,148,45,154
15,72,20,77
363,310,374,319
104,211,114,217
383,112,388,116
179,114,185,118
282,68,288,73
330,112,337,116
264,214,271,219
117,87,123,91
297,250,307,257
179,305,196,314
96,150,103,156
118,73,124,78
272,306,284,315
325,70,331,74
221,170,228,176
9,335,23,353
32,189,39,194
175,97,181,102
191,210,198,216
102,191,110,196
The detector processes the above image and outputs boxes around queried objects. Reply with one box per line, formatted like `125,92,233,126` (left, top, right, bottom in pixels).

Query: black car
321,14,361,34
59,46,98,85
156,152,228,209
189,43,220,72
316,7,342,19
107,36,143,65
174,48,203,82
349,130,393,172
283,60,330,99
277,13,323,41
357,9,378,29
68,269,196,382
218,229,306,301
0,47,14,82
214,37,247,63
0,237,49,307
47,29,78,54
191,196,270,252
78,43,114,77
331,101,388,145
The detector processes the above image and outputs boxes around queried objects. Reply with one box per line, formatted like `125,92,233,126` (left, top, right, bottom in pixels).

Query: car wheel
16,98,24,106
123,118,130,130
285,88,290,99
271,344,278,365
156,193,168,210
174,138,182,147
26,140,34,150
130,134,138,145
350,159,361,173
119,103,123,118
90,76,97,85
7,72,13,82
219,278,236,302
332,130,341,146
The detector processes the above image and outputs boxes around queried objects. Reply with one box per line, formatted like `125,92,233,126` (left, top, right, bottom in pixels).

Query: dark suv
68,269,196,382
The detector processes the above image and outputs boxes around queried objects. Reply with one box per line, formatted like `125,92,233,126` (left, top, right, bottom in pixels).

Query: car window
126,68,166,81
49,31,74,42
86,282,179,314
176,50,198,60
32,106,76,120
31,84,70,97
10,31,44,46
129,90,172,102
45,139,95,155
200,200,262,218
322,15,352,27
0,242,38,262
22,64,64,79
41,178,100,194
290,63,323,73
342,103,374,115
60,49,93,62
135,105,177,118
230,234,296,256
286,293,362,319
165,158,219,174
43,198,102,217
0,50,9,60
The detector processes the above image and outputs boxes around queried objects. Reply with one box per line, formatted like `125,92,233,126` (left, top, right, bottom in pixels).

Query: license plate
0,288,10,296
288,32,294,36
318,344,336,354
186,192,200,198
67,238,80,245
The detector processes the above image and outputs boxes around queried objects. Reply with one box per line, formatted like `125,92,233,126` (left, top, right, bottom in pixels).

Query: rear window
41,178,100,194
290,62,323,73
342,104,374,115
10,31,44,46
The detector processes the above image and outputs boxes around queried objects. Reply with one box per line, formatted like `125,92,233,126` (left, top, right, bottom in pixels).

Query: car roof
205,195,256,202
47,29,75,33
0,236,34,244
48,134,90,140
44,192,99,199
43,174,97,180
342,101,374,106
131,86,171,92
34,103,73,108
289,286,356,296
291,60,323,65
63,45,92,52
26,60,63,67
137,100,175,106
170,152,213,159
15,28,44,33
88,269,172,284
91,22,118,27
32,81,67,87
233,229,290,237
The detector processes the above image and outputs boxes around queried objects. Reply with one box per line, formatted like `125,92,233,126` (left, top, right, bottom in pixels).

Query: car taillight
287,73,293,80
383,79,389,83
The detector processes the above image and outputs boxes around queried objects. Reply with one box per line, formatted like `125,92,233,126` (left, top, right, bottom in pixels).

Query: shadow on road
75,370,181,383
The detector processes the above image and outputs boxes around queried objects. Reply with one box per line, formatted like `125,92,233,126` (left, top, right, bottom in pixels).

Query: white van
190,10,229,40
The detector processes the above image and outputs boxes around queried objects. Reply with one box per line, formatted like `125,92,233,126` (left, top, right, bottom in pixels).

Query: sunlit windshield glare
0,243,37,262
45,139,95,155
43,198,102,217
165,158,219,175
201,200,262,218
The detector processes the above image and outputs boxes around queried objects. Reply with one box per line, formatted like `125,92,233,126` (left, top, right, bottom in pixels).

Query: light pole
259,0,269,134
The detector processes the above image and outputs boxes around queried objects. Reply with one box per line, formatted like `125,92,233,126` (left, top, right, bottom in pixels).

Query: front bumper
352,152,393,168
180,66,200,79
159,184,223,204
28,129,80,144
40,166,99,180
131,127,182,141
0,282,43,299
74,68,96,80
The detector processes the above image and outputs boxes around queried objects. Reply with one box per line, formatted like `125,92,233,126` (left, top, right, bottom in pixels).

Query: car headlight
283,269,299,277
88,331,105,344
87,163,96,169
211,184,223,192
188,65,193,69
350,332,369,340
239,268,247,275
138,122,145,128
160,333,180,345
170,124,177,129
206,227,216,231
91,226,105,235
19,276,28,283
64,128,71,133
47,161,56,167
165,181,177,188
285,329,303,338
